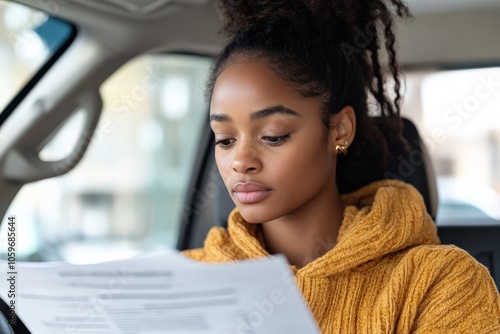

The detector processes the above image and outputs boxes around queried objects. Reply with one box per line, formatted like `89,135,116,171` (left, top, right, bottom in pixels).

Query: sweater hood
200,180,440,277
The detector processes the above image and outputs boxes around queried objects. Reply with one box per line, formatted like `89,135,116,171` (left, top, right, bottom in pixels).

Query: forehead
210,59,304,111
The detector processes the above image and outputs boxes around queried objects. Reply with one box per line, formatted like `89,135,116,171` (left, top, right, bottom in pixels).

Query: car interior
0,0,500,332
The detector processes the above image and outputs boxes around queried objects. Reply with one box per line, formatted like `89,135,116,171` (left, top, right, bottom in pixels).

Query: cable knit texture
183,180,500,333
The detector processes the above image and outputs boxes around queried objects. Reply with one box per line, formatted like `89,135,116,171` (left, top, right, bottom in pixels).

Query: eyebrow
209,105,301,123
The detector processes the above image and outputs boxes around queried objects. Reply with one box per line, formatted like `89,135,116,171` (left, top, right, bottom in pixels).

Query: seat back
384,117,438,220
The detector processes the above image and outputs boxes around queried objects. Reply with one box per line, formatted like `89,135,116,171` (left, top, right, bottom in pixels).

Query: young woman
183,0,500,332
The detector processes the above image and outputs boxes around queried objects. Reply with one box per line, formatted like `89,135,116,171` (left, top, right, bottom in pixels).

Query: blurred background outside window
402,68,500,226
0,1,72,113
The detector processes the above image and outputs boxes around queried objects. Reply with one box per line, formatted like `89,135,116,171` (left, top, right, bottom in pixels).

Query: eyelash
214,134,291,149
214,139,235,149
262,134,291,147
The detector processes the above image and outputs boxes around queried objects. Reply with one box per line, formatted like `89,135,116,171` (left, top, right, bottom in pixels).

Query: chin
236,204,283,224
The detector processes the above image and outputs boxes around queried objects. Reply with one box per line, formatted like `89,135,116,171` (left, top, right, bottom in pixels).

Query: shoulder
181,247,207,261
405,244,489,274
180,225,248,263
396,245,500,331
401,244,495,288
180,226,229,263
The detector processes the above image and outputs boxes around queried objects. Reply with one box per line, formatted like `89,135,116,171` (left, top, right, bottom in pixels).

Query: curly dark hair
207,0,412,194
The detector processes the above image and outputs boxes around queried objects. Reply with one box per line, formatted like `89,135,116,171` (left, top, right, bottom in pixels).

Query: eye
215,138,235,149
262,134,290,147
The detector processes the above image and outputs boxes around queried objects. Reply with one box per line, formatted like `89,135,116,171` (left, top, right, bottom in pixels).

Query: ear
328,106,356,154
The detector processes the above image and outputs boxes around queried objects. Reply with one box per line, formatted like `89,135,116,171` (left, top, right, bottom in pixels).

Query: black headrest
384,118,438,220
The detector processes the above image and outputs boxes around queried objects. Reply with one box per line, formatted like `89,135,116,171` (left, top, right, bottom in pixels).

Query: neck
261,186,344,268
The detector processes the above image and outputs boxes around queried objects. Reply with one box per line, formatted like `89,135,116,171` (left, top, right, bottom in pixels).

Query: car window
1,54,212,263
0,1,74,120
402,67,500,226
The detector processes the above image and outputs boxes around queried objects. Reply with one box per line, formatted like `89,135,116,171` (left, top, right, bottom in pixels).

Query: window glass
1,54,212,263
0,1,73,114
402,68,500,226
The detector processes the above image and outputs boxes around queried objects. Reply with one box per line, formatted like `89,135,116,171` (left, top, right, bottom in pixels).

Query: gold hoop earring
336,141,348,156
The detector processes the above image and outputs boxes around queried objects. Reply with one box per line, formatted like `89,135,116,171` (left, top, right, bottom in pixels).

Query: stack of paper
1,249,320,333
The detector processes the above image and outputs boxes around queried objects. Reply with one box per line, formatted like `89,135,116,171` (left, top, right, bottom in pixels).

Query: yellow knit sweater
183,180,500,333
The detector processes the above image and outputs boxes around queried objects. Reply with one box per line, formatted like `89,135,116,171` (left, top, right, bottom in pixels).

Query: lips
233,182,271,204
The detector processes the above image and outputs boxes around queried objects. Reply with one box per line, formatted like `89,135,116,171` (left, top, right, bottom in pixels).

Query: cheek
215,151,233,188
274,148,324,178
267,142,332,182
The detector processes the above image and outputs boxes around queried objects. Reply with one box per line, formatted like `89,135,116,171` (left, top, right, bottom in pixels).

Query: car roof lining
71,0,213,19
11,0,500,68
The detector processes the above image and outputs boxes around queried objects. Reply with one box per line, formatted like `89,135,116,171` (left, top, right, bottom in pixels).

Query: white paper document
0,249,320,333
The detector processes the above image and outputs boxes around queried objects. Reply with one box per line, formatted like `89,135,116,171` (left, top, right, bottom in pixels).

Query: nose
231,141,262,174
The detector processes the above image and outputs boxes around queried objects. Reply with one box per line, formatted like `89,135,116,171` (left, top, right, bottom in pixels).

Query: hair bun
217,0,411,38
216,0,308,36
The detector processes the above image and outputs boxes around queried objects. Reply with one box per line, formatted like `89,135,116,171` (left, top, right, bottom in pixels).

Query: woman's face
210,59,341,223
